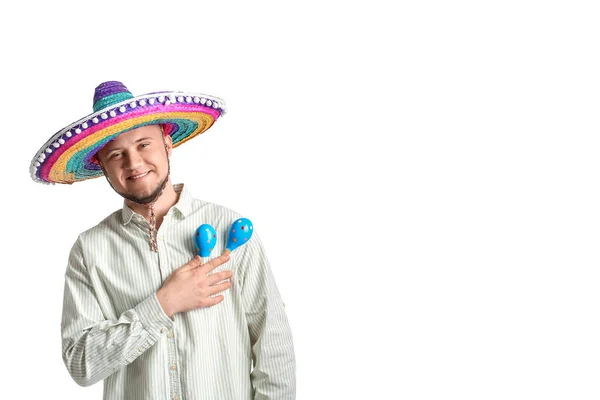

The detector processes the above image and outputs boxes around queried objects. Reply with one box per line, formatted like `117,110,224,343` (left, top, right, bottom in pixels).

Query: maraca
193,218,254,260
194,224,217,258
225,218,254,254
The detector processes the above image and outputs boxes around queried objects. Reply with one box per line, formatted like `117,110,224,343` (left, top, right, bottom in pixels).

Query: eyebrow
105,137,155,153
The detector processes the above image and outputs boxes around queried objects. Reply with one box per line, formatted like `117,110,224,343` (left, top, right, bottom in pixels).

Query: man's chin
117,178,169,205
126,193,156,205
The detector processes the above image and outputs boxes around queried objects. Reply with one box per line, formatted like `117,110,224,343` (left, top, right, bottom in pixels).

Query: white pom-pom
130,101,137,109
101,113,108,119
82,122,88,129
65,131,72,137
169,95,177,103
165,100,171,106
58,138,65,144
40,153,46,160
92,117,99,123
110,110,116,117
193,97,200,103
46,148,52,153
139,99,146,106
37,156,44,163
200,98,206,105
177,96,184,102
119,106,126,113
75,128,82,134
53,142,60,148
185,96,192,103
148,98,155,105
34,161,40,167
158,95,165,103
206,100,212,107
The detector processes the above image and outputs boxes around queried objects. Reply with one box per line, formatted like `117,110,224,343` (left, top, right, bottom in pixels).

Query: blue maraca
194,224,217,257
225,218,254,253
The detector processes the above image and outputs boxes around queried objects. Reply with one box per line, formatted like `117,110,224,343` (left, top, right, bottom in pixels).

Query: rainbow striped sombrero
30,81,226,185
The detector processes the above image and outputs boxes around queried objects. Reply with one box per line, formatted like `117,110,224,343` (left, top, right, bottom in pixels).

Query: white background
1,0,599,399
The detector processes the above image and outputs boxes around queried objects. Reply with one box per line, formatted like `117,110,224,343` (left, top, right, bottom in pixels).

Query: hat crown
93,81,134,112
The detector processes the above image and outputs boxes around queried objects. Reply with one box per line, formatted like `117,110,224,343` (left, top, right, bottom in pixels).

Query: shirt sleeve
60,236,174,387
238,233,296,399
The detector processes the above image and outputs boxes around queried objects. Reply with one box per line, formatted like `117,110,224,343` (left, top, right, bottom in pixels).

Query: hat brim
31,92,225,184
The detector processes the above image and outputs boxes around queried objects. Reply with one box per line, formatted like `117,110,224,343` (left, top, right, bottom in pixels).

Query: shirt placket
157,215,184,400
166,327,182,400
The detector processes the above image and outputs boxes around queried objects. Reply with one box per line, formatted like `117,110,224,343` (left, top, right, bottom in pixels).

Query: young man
30,81,296,399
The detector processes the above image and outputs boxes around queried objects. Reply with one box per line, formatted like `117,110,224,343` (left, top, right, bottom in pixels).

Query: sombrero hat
30,81,226,185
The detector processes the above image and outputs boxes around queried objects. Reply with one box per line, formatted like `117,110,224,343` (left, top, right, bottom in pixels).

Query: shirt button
167,330,174,338
138,347,144,352
161,327,168,333
172,396,179,400
170,364,177,371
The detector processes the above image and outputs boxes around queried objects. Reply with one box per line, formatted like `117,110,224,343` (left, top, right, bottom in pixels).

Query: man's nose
124,151,143,170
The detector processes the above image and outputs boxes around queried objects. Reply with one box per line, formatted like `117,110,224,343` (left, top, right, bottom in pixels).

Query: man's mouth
128,171,150,180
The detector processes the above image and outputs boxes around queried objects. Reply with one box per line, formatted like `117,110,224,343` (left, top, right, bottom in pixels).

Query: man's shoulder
190,196,240,215
77,208,123,242
190,197,243,218
179,183,244,221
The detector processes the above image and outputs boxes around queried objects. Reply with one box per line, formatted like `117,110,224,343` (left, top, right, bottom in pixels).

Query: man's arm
238,233,296,399
60,236,174,387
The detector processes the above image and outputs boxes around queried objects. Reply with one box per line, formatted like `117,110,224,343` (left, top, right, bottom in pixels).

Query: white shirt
61,184,296,399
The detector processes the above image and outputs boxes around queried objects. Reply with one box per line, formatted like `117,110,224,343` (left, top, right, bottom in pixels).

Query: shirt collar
121,183,192,225
171,183,193,218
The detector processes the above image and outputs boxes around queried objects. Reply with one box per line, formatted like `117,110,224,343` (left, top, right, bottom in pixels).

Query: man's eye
140,143,150,148
110,153,122,159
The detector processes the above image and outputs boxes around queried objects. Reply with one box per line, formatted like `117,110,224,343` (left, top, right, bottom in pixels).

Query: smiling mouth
128,172,150,180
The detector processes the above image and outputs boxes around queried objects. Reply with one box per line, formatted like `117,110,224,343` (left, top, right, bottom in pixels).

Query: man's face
96,124,172,204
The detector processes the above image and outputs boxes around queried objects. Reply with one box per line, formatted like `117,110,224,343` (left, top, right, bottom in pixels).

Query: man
30,81,296,399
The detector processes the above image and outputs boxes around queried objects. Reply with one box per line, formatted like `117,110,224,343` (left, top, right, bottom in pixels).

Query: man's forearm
62,293,173,387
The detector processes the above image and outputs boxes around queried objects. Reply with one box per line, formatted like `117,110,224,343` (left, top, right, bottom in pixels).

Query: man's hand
156,253,232,318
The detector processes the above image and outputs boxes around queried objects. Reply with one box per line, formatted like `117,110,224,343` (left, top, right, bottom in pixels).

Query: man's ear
96,158,109,180
99,169,110,182
164,134,173,157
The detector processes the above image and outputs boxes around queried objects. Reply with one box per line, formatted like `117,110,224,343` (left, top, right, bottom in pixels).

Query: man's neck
125,181,180,229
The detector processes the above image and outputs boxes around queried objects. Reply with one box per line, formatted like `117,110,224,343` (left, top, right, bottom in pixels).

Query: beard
114,172,170,205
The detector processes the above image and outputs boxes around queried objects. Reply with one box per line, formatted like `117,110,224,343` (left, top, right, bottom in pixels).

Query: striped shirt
61,184,296,399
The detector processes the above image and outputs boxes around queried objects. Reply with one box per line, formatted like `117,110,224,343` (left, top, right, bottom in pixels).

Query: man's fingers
181,255,203,272
206,270,233,286
204,295,225,307
201,254,230,273
207,280,232,296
